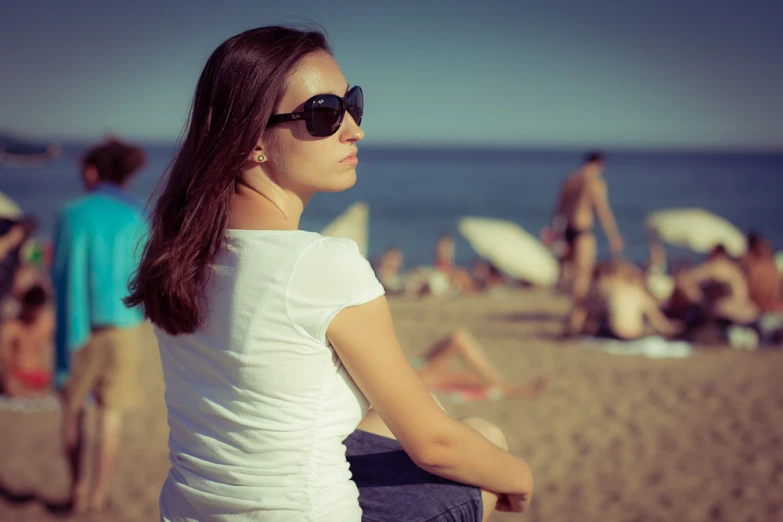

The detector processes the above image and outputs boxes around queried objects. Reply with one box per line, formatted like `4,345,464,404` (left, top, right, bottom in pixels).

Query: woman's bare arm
328,296,533,496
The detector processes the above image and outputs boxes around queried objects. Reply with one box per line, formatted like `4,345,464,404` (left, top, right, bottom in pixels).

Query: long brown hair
125,26,330,335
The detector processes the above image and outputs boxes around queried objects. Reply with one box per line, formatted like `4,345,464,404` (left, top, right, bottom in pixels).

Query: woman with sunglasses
127,26,533,522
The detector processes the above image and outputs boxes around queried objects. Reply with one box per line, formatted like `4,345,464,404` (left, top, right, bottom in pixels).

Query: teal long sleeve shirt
51,183,148,387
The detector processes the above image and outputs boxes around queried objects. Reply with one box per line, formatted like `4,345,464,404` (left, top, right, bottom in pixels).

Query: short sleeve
286,237,385,344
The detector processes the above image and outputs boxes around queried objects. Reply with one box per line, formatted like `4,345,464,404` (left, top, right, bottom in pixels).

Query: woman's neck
228,183,306,230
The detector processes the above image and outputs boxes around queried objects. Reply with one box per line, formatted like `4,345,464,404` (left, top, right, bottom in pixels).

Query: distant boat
321,201,370,258
0,132,60,168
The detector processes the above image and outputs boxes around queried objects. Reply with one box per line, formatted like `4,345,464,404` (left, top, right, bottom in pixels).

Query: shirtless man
675,244,759,325
585,261,682,340
552,152,624,335
740,233,782,313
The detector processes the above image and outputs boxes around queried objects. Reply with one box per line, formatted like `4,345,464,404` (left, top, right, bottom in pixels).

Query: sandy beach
1,289,782,521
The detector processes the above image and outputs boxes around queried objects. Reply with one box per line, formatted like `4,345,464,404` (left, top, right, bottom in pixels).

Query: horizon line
4,130,782,155
50,140,783,155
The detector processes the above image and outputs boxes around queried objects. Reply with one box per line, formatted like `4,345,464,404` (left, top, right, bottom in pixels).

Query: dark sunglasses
267,86,363,137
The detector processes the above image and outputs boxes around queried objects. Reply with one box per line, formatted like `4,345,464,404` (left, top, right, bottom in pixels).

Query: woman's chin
320,170,357,193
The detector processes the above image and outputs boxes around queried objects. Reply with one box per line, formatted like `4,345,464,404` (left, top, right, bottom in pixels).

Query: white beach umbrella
646,208,747,257
0,191,23,220
321,201,369,258
457,216,559,287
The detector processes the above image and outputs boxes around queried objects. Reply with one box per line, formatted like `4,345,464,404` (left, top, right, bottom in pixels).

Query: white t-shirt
156,230,385,522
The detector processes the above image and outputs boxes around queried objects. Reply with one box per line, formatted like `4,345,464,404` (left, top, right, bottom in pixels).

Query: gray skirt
345,429,483,522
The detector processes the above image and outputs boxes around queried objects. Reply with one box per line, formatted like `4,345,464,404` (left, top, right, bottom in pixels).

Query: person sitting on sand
413,328,548,399
0,285,55,397
1,260,52,323
434,233,476,294
740,233,782,313
373,246,408,295
470,259,509,294
584,260,683,340
373,246,446,297
673,244,759,326
375,246,513,299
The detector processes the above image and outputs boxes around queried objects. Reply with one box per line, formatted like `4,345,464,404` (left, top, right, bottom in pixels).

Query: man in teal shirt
51,138,148,515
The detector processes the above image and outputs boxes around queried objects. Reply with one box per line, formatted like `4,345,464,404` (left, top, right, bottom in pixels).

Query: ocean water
2,144,782,269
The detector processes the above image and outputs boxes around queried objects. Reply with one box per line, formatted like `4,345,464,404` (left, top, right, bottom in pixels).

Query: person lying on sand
470,259,511,294
413,328,548,399
583,260,683,340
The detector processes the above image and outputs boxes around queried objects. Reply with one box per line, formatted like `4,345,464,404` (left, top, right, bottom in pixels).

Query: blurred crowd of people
0,137,148,514
551,153,783,347
3,147,781,407
371,151,783,349
374,234,511,298
0,141,781,515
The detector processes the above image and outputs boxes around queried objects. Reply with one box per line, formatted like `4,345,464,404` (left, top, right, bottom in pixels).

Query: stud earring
257,154,265,162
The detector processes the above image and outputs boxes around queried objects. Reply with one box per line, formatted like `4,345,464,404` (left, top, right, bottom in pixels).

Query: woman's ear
249,141,267,164
249,151,267,163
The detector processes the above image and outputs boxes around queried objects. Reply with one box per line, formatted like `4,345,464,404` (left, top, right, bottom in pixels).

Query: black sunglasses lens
346,87,363,126
308,95,343,137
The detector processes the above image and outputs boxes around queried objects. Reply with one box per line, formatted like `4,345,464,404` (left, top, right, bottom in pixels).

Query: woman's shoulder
290,235,379,288
223,231,365,274
302,235,363,258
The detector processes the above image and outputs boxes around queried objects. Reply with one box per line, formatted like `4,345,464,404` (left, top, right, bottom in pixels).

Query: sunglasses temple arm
268,112,308,125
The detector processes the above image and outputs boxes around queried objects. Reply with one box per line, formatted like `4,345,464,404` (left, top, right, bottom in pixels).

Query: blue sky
1,0,782,149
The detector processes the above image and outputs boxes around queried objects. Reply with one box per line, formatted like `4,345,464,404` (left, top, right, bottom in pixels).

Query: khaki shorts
63,326,141,412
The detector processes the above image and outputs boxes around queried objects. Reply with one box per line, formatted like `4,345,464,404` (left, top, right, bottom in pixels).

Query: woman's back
157,230,384,521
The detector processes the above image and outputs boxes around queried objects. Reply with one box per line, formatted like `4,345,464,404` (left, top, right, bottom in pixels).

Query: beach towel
582,335,694,359
427,384,505,403
0,393,94,413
